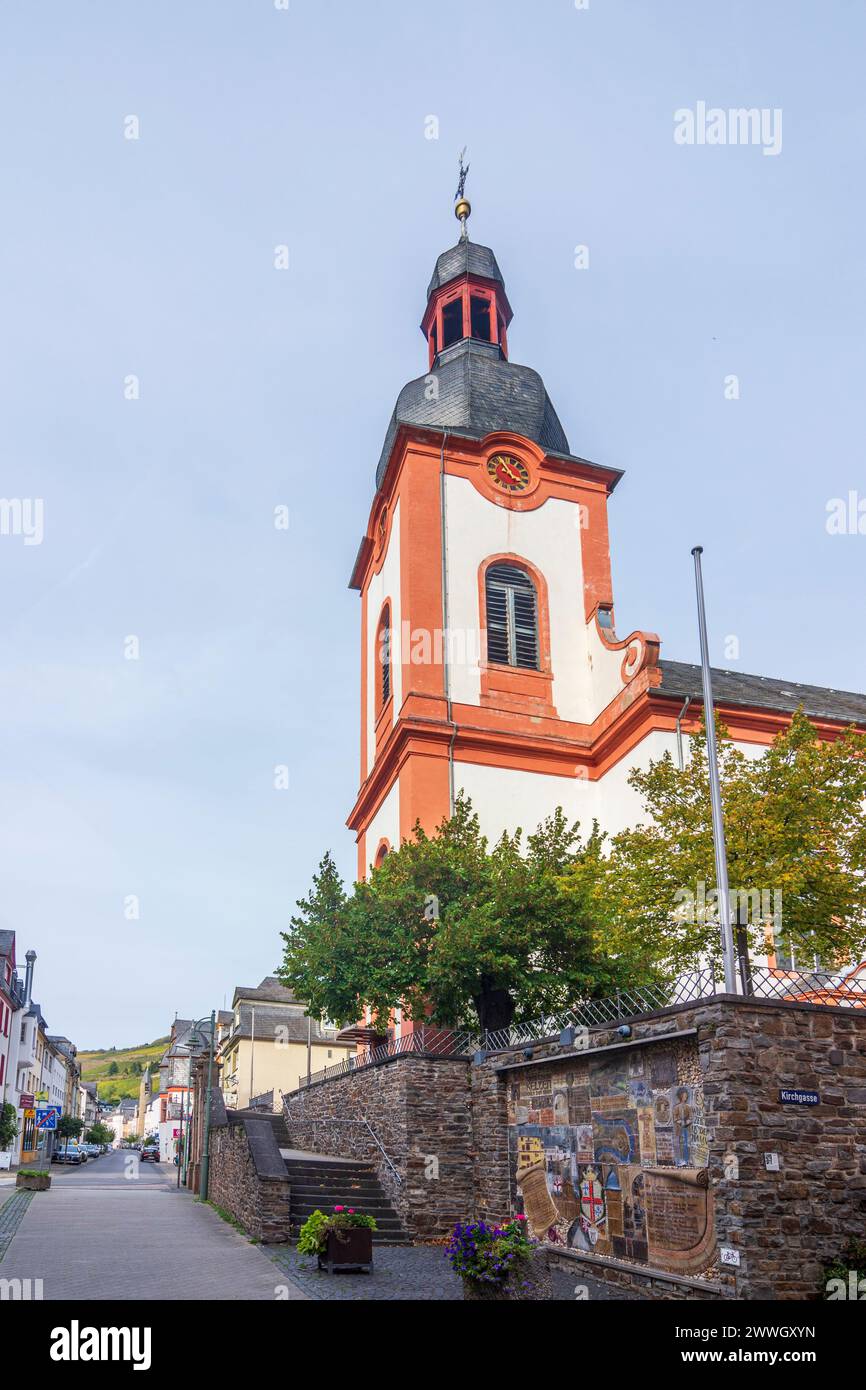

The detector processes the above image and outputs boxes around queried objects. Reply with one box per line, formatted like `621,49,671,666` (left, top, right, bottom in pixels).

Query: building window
377,605,392,710
441,298,463,348
485,563,540,669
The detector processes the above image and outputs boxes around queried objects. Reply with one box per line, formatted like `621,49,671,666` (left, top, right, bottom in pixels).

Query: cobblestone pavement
268,1243,646,1301
0,1150,307,1300
0,1190,35,1261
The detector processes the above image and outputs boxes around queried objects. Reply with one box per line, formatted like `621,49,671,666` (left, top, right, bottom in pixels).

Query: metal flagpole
691,547,738,994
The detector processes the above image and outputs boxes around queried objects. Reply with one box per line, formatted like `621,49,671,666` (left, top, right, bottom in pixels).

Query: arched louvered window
378,605,392,708
485,563,539,669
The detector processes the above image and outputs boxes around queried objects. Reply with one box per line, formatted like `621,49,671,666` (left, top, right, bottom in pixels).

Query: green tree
85,1122,114,1146
107,1061,119,1076
0,1102,18,1150
279,796,642,1031
570,711,866,975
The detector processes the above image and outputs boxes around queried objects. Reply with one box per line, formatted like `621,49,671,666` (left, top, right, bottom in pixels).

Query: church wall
361,779,400,876
364,497,402,773
454,760,602,843
444,476,593,722
453,729,773,846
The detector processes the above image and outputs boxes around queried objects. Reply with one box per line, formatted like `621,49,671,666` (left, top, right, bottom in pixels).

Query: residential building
218,976,352,1110
46,1036,81,1122
79,1081,98,1131
0,933,25,1115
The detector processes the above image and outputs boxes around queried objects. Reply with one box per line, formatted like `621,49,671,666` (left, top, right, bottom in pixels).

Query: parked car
57,1143,85,1165
140,1145,160,1163
81,1143,101,1159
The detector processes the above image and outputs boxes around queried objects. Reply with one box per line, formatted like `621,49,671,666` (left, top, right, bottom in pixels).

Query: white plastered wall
455,731,768,845
364,779,400,872
444,477,596,722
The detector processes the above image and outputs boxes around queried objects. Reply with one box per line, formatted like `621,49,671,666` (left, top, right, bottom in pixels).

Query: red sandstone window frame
477,554,556,718
374,601,394,751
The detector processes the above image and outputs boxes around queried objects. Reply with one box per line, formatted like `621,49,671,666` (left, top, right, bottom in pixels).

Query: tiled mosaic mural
507,1037,716,1275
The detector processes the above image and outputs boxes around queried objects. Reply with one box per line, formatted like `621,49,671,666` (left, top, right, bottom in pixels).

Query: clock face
487,453,530,493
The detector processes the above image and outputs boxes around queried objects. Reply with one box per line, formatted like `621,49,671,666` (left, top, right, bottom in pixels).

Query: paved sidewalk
0,1152,306,1301
268,1243,645,1301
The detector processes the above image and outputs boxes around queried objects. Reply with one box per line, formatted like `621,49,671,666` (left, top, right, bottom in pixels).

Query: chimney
24,950,36,1005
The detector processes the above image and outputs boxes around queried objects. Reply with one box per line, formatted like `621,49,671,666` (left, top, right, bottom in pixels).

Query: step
283,1161,376,1178
290,1201,404,1220
287,1181,386,1197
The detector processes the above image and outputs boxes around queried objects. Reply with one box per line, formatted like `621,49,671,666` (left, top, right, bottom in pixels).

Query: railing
294,1025,475,1089
279,1102,403,1185
290,960,865,1090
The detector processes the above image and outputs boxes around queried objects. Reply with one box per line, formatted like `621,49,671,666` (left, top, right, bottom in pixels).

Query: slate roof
655,660,866,726
223,1001,336,1048
375,339,571,490
232,976,300,1007
426,240,504,298
0,930,14,959
372,236,581,491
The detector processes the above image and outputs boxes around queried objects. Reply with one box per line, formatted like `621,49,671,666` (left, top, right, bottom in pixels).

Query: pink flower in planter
348,1209,355,1214
334,1205,345,1212
515,1214,527,1222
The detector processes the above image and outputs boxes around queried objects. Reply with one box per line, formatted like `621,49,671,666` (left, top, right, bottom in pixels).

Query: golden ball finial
454,197,471,223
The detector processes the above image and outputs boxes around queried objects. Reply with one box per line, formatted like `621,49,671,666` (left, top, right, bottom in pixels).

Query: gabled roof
231,976,301,1007
655,661,866,727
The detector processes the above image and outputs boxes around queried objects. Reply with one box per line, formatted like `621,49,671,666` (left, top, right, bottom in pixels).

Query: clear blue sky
0,1,862,1047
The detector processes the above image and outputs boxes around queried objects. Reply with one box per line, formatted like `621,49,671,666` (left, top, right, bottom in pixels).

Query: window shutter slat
484,564,539,671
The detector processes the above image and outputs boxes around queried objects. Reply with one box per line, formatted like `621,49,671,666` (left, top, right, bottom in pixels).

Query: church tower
347,189,663,878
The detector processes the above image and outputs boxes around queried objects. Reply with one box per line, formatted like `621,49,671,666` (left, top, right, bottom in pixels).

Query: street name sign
779,1088,819,1106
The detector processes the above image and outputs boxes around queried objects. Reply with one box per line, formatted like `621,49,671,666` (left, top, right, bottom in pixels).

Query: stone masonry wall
283,1054,473,1239
208,1113,290,1244
282,999,866,1297
699,999,866,1299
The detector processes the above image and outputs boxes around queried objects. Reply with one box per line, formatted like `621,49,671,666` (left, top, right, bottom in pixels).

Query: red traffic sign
19,1093,34,1110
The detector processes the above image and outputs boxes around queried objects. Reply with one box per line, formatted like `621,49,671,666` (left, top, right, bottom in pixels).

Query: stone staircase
280,1152,411,1246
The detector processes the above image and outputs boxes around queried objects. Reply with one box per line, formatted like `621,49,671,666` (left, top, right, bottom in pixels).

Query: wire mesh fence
295,960,865,1089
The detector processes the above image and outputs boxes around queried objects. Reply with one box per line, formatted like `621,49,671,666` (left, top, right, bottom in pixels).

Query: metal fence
293,961,865,1090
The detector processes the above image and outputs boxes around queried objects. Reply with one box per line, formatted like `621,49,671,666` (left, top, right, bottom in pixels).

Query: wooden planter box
317,1227,373,1274
462,1255,551,1301
16,1172,51,1192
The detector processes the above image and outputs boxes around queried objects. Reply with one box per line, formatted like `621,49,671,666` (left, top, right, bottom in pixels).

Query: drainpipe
438,430,457,813
675,697,692,771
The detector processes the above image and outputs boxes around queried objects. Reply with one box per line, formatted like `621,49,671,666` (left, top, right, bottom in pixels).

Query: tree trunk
473,980,516,1033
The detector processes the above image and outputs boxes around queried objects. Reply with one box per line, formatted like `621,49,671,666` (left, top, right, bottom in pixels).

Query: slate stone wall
282,999,866,1297
207,1111,291,1244
283,1053,474,1238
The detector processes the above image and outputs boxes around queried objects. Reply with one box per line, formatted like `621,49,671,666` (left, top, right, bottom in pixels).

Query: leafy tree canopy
279,795,646,1032
566,711,866,974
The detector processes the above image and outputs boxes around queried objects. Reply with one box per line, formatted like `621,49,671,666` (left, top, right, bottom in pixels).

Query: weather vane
454,147,471,239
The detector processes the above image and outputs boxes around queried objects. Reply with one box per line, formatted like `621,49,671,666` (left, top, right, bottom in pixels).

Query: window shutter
379,608,391,707
485,564,540,670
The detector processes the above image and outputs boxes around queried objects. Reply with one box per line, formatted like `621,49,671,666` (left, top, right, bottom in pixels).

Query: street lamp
181,1013,216,1202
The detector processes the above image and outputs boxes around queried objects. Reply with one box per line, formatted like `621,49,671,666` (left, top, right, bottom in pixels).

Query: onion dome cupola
374,176,571,490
